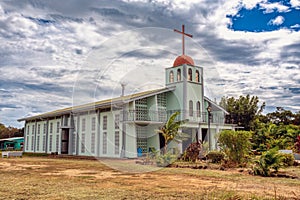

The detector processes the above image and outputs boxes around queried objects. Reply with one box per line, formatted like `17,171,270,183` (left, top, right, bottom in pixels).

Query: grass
0,157,299,200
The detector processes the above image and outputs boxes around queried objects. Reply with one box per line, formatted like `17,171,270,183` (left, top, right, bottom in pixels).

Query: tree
266,107,294,125
293,111,300,125
218,130,252,165
157,112,186,154
251,121,300,152
219,95,265,130
0,123,23,139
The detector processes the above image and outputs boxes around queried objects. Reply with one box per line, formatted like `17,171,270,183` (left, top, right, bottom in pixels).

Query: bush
156,153,177,167
207,151,224,163
218,130,252,165
253,149,284,177
181,142,202,162
280,153,295,167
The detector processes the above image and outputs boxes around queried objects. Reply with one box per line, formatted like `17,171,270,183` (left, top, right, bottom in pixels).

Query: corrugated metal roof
18,86,176,122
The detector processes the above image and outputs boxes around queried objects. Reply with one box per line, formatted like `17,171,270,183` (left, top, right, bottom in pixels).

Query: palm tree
157,111,187,154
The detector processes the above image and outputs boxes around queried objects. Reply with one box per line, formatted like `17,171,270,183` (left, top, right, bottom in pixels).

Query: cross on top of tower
174,24,193,55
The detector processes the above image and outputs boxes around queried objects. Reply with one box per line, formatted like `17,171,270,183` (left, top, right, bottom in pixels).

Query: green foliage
251,121,300,151
294,111,300,125
156,153,178,167
253,148,284,177
219,95,265,130
266,107,296,125
0,123,23,139
157,111,186,154
280,153,295,167
206,151,224,163
218,130,252,164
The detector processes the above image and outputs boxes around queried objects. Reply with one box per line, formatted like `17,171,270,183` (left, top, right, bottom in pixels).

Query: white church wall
48,118,62,154
24,122,33,153
125,123,137,158
72,112,99,156
35,121,45,153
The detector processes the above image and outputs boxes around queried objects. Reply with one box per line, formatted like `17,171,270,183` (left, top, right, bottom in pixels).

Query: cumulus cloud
290,0,300,8
260,2,290,13
268,16,285,26
0,0,300,127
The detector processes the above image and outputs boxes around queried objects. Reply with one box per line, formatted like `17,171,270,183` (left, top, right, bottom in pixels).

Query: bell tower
165,25,204,120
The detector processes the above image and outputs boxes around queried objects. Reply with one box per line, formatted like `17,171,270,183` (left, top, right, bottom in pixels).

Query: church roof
18,86,176,122
173,54,195,67
204,97,229,115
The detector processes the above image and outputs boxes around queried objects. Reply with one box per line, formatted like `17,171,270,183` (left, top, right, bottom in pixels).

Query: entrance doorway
202,129,208,143
61,129,69,154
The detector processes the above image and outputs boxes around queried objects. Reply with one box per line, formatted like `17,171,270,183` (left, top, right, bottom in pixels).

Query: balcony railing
121,110,226,124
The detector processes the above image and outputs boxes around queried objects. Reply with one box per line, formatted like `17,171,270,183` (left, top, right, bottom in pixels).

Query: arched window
169,71,174,83
189,100,193,117
188,68,192,81
196,101,201,117
177,69,181,81
196,70,200,82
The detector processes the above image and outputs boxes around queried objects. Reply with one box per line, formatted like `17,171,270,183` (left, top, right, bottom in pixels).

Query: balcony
121,110,226,124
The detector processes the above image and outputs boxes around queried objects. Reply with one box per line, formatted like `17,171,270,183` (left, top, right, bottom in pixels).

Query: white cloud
1,0,300,127
241,0,265,10
268,16,285,26
291,24,300,28
290,0,300,8
260,2,290,13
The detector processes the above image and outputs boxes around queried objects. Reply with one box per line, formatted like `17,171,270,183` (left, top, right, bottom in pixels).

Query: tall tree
266,107,294,125
293,111,300,125
219,95,265,130
0,123,23,139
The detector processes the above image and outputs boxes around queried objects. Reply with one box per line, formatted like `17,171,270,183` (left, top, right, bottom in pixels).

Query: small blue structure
137,147,143,157
0,137,24,151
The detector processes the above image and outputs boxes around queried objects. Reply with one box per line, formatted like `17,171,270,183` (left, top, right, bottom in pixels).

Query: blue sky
0,0,300,127
228,0,300,32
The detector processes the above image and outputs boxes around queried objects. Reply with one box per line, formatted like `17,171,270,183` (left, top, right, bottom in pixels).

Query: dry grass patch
0,157,299,200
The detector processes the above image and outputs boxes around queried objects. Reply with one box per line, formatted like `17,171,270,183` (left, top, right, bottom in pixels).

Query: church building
18,25,235,158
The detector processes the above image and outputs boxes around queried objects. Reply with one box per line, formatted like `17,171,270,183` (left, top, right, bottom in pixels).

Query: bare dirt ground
0,157,299,200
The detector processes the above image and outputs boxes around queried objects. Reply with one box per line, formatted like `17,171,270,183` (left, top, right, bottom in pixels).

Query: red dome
173,55,195,67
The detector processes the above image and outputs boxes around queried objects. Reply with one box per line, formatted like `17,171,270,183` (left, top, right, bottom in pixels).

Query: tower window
188,68,192,81
197,101,201,117
196,70,200,82
189,100,193,117
103,116,107,130
169,71,174,83
81,118,86,132
57,122,60,133
177,69,181,81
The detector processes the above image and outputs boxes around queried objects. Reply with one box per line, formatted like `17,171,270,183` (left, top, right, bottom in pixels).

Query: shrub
253,148,284,177
207,151,224,163
181,142,202,162
218,130,252,165
156,153,177,167
280,153,295,167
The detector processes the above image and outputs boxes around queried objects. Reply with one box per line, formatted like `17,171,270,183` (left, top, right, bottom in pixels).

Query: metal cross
174,24,193,55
